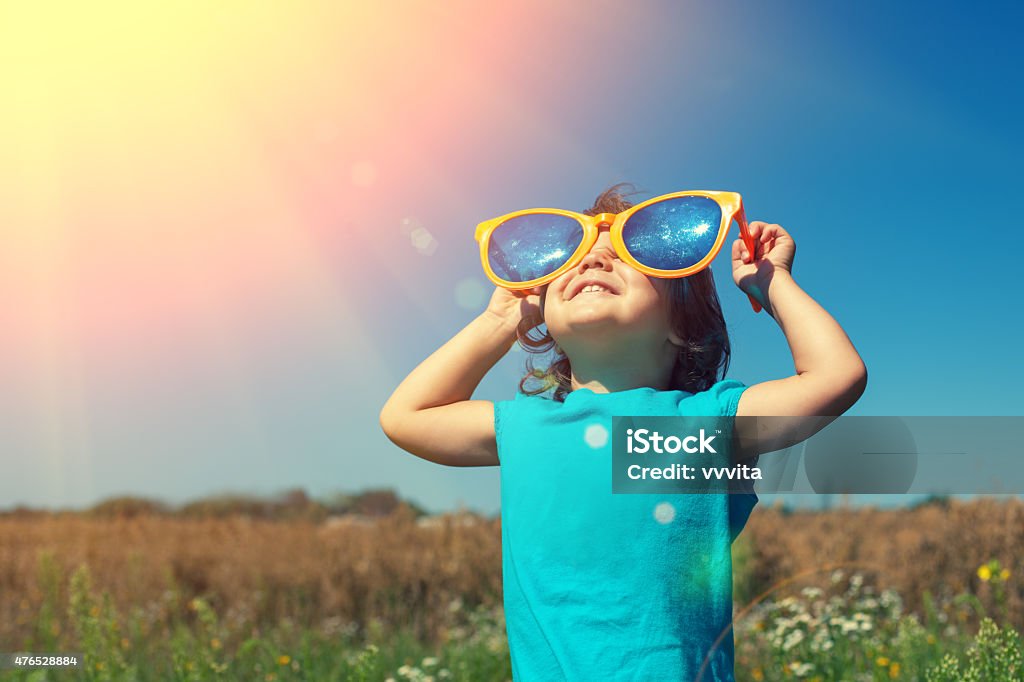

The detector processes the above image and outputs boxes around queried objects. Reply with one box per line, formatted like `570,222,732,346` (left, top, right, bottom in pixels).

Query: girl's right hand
483,285,544,331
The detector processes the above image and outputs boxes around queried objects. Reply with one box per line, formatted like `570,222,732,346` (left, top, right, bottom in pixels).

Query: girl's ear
668,329,686,346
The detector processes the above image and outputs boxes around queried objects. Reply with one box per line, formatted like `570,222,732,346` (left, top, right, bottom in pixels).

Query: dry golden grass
741,497,1024,621
0,507,501,647
2,498,1022,650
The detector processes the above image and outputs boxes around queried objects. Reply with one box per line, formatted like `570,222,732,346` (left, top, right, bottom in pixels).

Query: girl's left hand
731,221,796,294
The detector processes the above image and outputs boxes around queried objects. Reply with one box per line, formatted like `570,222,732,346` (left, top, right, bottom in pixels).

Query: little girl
380,183,866,681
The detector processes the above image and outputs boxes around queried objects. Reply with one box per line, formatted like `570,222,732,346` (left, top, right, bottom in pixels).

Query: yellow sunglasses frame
474,190,762,312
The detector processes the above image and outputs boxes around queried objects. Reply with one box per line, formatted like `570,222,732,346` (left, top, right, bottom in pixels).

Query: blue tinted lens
622,196,723,271
488,213,584,283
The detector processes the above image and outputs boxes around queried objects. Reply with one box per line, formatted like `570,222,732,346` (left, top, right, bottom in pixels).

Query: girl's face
541,227,682,349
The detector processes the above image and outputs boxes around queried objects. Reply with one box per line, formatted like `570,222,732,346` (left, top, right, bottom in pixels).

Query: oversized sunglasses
474,190,762,312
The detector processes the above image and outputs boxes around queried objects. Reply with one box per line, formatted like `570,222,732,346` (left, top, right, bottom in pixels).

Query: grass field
1,498,1022,680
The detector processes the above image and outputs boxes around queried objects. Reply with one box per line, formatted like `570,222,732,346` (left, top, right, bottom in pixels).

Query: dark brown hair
515,182,732,401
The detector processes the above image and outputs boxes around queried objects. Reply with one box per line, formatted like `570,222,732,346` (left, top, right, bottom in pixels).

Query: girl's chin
558,310,622,330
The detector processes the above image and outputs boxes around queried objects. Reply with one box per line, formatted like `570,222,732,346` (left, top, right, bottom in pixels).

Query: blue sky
377,0,1024,513
2,1,1021,515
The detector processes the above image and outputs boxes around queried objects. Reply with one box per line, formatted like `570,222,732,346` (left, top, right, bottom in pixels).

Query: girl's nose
579,244,616,272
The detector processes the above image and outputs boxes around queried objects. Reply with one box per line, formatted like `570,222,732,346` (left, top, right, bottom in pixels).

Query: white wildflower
783,629,806,651
788,661,814,676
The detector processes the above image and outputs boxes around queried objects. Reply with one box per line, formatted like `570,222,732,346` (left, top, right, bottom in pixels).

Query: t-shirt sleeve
700,379,759,542
492,394,520,466
705,378,748,417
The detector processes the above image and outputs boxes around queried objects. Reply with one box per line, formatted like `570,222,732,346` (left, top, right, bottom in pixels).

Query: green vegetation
5,560,1022,681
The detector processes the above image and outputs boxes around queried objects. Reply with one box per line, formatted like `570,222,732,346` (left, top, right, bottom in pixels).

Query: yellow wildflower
90,605,100,617
1000,568,1010,580
876,656,890,666
889,661,901,678
277,655,291,666
211,638,222,650
978,565,992,581
752,667,764,681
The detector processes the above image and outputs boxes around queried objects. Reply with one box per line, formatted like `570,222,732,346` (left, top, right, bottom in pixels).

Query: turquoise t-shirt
493,380,756,682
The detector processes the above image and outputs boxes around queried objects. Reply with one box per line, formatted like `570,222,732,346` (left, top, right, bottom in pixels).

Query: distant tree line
0,488,433,521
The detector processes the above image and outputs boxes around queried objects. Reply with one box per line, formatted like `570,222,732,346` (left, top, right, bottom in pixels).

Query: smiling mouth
572,284,617,300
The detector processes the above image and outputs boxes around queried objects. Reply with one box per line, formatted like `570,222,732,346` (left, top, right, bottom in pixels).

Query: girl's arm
378,286,542,466
731,222,867,455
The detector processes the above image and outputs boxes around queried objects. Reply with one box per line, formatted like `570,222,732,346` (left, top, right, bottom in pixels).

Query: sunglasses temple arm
735,205,763,314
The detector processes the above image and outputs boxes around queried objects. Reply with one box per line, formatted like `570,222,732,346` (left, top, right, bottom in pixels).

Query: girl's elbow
851,354,867,390
839,360,867,411
854,362,868,396
379,402,404,439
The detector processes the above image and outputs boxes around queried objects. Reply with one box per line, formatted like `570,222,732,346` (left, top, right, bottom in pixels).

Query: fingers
731,238,752,264
746,222,788,259
763,226,786,245
745,222,767,261
750,221,786,240
746,221,764,242
759,226,775,257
